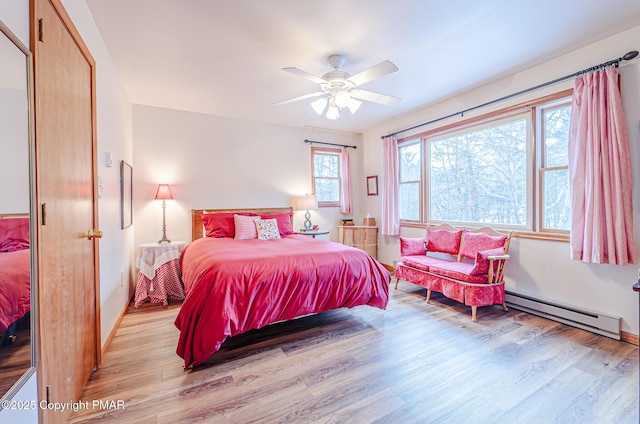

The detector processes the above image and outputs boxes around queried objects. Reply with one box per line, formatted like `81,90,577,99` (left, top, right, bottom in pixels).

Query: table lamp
297,194,318,231
155,184,173,243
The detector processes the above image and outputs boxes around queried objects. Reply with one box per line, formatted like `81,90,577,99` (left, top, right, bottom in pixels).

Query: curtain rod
304,139,357,149
381,50,639,140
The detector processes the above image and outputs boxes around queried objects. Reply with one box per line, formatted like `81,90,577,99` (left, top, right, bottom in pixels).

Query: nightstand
134,241,187,307
298,229,329,238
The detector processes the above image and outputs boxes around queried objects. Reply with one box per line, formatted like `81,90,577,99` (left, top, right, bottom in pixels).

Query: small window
398,141,421,221
312,147,341,206
539,101,571,232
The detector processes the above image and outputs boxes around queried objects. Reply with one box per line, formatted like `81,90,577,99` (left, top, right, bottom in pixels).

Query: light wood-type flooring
69,281,639,423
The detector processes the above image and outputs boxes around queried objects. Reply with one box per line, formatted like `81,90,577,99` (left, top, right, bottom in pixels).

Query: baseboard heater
504,291,621,340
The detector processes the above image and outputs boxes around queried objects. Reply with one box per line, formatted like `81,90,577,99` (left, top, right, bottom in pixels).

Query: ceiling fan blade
273,91,326,106
346,60,398,86
282,67,327,85
350,89,401,106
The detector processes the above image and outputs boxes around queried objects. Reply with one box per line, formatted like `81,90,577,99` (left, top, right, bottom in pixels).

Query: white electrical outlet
120,269,124,287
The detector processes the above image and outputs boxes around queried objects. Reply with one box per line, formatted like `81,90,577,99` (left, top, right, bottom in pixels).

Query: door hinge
41,203,46,225
38,18,44,42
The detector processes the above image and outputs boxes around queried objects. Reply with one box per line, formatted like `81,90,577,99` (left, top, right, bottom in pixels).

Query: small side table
134,241,187,307
298,230,329,238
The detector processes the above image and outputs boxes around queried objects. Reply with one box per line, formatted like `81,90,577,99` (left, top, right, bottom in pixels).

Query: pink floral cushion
255,218,281,240
0,217,30,252
234,214,260,240
426,228,463,255
399,237,427,256
469,247,506,275
260,212,294,236
459,231,507,259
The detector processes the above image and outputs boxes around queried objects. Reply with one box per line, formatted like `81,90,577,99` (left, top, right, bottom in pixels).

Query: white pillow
234,214,259,240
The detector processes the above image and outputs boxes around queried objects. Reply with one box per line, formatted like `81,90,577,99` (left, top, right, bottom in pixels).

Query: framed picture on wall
367,175,378,196
120,160,133,229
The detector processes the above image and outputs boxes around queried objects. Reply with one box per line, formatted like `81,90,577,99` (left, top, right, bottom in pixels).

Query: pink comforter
175,235,390,368
0,249,30,332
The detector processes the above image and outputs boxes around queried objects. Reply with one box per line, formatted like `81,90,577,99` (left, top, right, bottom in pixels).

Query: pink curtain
340,148,352,214
568,66,637,265
382,135,400,235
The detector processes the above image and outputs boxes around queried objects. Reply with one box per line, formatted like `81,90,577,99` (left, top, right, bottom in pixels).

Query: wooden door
32,0,100,422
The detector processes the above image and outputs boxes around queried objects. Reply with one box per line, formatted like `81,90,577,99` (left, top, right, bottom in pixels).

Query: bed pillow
426,227,462,255
469,247,506,275
255,218,281,240
0,217,30,252
459,231,508,259
234,214,260,240
260,212,294,236
202,212,255,238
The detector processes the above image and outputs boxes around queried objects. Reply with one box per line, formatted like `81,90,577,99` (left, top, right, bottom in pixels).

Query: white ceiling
85,0,640,134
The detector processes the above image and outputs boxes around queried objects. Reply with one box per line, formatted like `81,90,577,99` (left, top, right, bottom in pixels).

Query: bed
174,207,390,368
0,216,31,344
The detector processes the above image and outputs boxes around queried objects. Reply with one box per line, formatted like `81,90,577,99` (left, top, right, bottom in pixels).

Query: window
312,147,341,206
539,102,571,232
398,91,572,235
398,141,421,221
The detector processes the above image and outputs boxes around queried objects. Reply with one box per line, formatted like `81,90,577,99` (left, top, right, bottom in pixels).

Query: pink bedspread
175,235,390,368
0,249,30,332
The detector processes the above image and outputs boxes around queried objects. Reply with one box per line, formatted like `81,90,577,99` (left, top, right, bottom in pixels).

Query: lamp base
303,210,312,231
158,237,171,244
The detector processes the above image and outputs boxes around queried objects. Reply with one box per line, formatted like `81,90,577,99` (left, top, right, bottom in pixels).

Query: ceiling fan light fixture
346,97,362,114
326,105,340,120
311,97,328,115
334,91,351,108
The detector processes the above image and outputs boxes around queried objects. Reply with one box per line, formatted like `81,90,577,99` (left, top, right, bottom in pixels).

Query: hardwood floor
69,282,639,423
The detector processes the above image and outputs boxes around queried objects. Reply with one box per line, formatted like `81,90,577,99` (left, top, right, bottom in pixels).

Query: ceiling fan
273,54,400,120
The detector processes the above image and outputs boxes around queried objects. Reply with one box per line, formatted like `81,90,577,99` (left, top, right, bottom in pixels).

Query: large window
312,147,341,206
398,92,572,235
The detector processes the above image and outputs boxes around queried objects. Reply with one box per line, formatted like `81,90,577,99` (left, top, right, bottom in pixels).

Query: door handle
88,230,103,240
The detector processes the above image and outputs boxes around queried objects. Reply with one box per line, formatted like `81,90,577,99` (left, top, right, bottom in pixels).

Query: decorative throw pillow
0,217,30,252
234,214,260,240
426,228,463,255
255,219,281,240
260,212,295,236
470,247,506,275
202,212,258,238
459,231,507,259
399,237,427,256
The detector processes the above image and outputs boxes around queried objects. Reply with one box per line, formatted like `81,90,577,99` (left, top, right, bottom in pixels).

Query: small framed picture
367,175,378,196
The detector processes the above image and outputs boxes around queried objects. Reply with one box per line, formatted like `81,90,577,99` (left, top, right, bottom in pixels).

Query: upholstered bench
394,224,511,321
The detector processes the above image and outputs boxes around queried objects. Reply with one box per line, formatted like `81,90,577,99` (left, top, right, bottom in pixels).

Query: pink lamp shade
154,184,173,200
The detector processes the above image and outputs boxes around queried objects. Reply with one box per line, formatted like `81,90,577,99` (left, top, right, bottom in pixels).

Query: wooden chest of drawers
338,225,378,259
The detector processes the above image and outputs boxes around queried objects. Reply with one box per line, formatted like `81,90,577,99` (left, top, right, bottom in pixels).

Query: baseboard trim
621,331,639,346
101,295,132,360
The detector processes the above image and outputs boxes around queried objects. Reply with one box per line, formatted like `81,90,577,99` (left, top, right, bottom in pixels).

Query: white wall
363,25,640,336
133,105,364,247
59,0,134,348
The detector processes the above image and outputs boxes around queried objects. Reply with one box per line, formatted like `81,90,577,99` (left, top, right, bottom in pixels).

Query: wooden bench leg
425,289,432,304
502,303,508,312
394,277,400,289
471,305,478,322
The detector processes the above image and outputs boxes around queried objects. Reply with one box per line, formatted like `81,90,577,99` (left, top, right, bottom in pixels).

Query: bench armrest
487,254,510,261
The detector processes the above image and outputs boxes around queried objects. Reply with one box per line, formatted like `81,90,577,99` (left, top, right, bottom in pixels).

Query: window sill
399,222,569,242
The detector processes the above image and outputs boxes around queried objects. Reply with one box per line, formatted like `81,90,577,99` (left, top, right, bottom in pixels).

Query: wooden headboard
192,207,294,240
